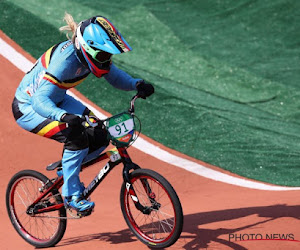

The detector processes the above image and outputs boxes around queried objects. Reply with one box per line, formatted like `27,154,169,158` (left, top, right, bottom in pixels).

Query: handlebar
128,94,140,114
82,94,140,127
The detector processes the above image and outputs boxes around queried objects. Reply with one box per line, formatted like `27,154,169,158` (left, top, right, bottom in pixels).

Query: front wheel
120,169,183,248
6,170,67,248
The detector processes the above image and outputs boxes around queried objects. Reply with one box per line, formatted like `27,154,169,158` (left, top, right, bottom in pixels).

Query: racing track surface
0,33,299,249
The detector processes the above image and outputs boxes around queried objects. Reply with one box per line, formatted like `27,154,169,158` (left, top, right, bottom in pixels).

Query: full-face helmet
75,16,132,77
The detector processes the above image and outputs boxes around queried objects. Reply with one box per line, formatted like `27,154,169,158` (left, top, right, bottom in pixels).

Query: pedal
66,207,81,219
77,207,94,217
66,206,94,218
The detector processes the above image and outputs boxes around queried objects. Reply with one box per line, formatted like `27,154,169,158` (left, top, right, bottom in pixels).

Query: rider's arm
104,63,141,91
31,81,67,121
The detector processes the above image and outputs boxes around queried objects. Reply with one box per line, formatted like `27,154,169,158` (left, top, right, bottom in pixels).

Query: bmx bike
6,95,183,249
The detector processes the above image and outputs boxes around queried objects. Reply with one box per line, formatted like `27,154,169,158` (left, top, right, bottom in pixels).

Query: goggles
76,27,112,63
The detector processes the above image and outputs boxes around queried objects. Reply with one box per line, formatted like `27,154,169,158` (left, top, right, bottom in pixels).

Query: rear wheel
6,170,67,248
120,169,183,248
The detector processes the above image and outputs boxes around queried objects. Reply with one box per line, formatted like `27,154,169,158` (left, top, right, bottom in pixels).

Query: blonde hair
59,12,78,43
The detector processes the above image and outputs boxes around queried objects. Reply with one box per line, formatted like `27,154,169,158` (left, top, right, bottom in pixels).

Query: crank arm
28,203,65,215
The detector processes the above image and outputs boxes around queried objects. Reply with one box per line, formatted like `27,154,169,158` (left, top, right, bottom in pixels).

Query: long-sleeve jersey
15,40,139,121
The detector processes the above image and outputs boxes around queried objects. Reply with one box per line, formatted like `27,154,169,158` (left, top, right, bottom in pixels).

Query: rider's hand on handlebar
136,80,154,99
61,113,84,127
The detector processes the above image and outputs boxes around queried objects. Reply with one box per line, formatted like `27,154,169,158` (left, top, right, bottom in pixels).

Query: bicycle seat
46,160,62,171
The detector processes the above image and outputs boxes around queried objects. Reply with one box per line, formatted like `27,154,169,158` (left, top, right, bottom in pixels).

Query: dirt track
0,32,299,249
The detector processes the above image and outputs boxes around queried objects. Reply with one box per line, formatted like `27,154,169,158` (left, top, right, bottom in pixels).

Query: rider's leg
61,123,95,211
61,148,95,212
58,95,96,211
61,118,109,212
61,149,88,197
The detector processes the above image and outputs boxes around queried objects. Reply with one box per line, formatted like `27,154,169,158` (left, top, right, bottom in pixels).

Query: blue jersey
15,40,139,121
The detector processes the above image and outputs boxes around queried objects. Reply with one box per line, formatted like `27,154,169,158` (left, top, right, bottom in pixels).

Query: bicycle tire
6,169,67,248
120,168,183,248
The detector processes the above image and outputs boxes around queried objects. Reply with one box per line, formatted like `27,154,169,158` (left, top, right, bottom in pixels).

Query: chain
33,209,82,219
33,215,76,220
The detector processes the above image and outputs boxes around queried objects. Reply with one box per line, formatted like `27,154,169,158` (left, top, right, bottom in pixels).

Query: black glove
61,113,83,127
136,80,154,99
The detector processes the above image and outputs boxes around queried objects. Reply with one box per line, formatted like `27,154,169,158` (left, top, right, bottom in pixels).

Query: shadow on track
182,204,299,249
58,204,299,249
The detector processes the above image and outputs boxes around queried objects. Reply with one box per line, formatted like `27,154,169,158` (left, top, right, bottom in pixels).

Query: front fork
119,147,158,214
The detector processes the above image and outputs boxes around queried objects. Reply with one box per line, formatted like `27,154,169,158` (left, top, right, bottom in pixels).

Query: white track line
1,37,299,191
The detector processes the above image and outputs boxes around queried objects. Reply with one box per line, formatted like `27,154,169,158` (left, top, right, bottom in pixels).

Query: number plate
107,113,135,145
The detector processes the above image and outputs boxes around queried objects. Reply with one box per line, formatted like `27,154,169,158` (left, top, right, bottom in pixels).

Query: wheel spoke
15,190,28,209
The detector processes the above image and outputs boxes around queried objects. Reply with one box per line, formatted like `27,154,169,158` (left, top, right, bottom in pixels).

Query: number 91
115,125,122,135
115,122,129,135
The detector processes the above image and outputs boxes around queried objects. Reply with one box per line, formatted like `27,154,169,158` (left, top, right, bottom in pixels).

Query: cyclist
12,13,154,214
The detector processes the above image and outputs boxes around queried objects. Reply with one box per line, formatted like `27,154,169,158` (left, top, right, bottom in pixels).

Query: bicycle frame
26,145,151,216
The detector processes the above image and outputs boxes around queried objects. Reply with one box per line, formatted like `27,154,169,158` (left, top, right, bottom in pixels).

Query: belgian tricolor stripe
41,43,59,69
63,72,90,88
36,121,67,138
43,72,61,85
31,119,68,141
43,72,89,90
